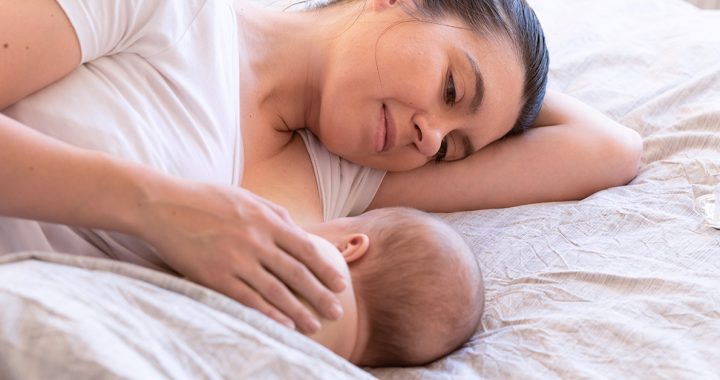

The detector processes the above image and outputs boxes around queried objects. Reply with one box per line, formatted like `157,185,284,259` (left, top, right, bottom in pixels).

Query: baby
302,207,484,367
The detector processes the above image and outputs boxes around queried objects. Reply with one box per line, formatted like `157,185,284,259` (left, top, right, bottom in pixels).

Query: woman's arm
0,0,344,333
0,0,81,110
0,113,345,333
370,90,643,211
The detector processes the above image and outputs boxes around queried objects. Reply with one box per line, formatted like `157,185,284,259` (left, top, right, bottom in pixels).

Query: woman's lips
376,104,395,153
375,105,387,153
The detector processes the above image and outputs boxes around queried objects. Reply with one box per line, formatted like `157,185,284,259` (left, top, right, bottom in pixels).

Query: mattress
2,0,720,378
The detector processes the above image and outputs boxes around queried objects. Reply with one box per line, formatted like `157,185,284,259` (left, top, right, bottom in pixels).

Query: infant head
306,207,484,367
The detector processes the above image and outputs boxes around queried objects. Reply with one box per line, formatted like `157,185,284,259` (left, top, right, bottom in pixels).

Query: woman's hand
1,109,342,334
134,178,346,334
0,0,342,335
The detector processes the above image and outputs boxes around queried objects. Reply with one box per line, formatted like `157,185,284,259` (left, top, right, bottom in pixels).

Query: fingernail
306,318,321,334
284,319,296,330
329,302,344,320
333,277,346,291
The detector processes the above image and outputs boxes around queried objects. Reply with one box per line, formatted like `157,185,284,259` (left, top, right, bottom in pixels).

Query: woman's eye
434,137,448,162
445,73,457,106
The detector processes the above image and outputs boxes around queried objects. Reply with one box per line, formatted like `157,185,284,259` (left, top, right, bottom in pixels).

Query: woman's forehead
458,37,526,147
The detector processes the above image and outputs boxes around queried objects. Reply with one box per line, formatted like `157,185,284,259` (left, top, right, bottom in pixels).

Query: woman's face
315,1,525,171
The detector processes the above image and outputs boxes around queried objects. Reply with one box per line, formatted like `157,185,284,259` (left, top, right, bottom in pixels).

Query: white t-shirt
0,0,387,269
6,0,242,183
0,0,240,271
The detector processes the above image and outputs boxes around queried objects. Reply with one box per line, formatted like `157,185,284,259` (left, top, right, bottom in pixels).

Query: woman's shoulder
5,0,242,186
55,0,220,62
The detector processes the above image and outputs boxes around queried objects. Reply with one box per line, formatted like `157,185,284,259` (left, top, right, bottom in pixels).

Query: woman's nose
413,121,444,157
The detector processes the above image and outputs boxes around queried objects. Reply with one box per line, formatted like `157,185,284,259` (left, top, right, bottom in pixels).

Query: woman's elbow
605,127,643,187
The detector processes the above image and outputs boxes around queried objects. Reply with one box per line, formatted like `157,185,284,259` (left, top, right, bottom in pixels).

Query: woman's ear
371,0,402,12
338,233,370,263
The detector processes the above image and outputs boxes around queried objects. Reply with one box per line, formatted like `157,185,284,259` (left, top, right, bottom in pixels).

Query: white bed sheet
0,252,372,380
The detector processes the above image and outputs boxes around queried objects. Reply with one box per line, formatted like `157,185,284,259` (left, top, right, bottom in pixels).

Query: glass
696,185,720,229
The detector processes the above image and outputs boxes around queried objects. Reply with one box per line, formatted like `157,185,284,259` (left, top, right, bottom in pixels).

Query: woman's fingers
269,214,346,305
262,243,345,325
242,265,322,334
257,195,295,224
218,274,296,331
252,198,347,319
141,181,346,334
272,212,346,294
216,200,339,331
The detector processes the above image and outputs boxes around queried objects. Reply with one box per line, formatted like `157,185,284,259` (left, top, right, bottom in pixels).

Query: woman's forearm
0,112,346,332
372,91,643,211
0,112,162,236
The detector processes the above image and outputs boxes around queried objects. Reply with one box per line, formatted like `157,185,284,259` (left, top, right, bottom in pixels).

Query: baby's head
304,207,484,367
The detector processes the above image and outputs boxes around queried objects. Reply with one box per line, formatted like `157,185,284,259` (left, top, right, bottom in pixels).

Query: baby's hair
347,207,484,367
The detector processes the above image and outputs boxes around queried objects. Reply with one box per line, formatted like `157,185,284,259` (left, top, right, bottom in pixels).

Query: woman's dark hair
310,0,549,135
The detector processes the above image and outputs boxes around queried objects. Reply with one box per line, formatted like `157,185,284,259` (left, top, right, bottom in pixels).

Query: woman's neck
233,1,363,133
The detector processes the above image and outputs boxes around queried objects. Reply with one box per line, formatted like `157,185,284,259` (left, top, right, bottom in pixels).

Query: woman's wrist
100,153,191,242
0,112,180,235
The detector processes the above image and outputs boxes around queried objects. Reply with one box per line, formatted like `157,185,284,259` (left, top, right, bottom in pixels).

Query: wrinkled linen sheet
0,252,372,380
372,0,720,378
2,0,720,379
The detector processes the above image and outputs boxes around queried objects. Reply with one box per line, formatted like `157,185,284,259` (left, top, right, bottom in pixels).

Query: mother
0,0,641,336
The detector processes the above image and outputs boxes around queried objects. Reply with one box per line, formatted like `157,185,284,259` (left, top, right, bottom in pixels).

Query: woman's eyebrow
464,51,485,115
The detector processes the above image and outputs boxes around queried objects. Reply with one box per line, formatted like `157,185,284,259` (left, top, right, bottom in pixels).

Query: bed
2,0,719,378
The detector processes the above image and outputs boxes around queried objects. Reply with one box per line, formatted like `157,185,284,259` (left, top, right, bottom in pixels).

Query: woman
0,0,641,336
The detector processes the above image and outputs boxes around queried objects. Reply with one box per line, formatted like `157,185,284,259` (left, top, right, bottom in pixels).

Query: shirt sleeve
55,0,207,63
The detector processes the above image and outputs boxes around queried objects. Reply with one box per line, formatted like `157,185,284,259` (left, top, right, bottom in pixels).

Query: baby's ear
339,233,370,263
